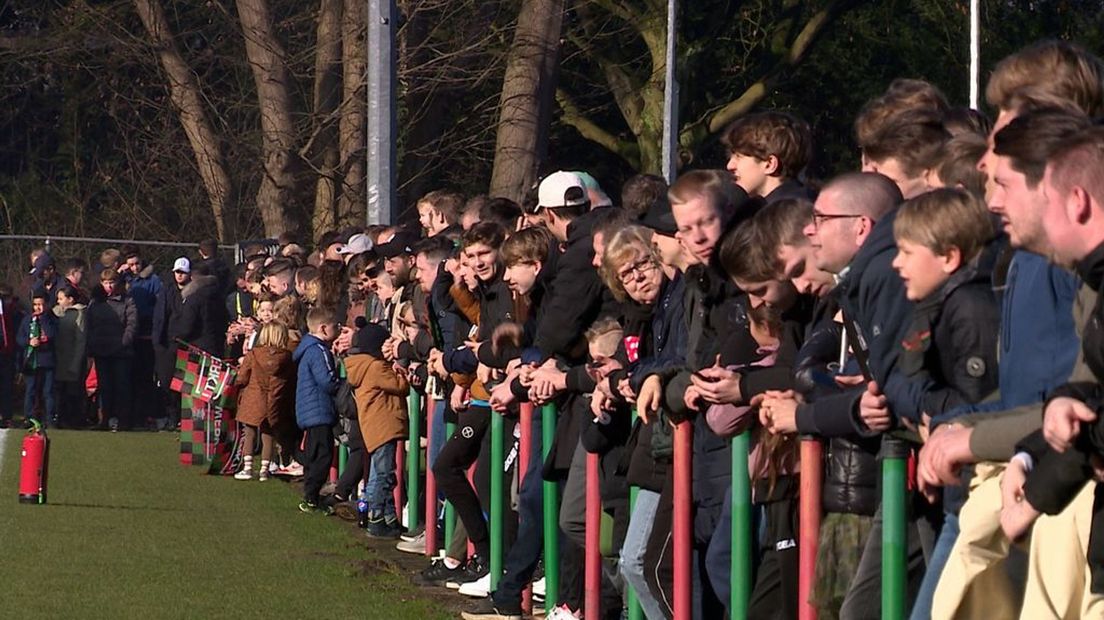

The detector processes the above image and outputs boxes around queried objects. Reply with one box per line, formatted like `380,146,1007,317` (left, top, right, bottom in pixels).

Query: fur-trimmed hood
180,274,217,301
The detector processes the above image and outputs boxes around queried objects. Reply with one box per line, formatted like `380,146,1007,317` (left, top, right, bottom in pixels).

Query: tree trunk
488,0,564,203
133,0,233,241
336,0,367,226
311,0,343,237
236,0,299,238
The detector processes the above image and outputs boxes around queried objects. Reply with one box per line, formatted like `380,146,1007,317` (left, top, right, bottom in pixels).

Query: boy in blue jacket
17,292,59,428
292,306,341,514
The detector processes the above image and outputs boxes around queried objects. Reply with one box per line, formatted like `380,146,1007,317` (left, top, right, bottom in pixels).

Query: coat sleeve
533,255,604,361
236,354,254,387
122,298,138,348
15,316,29,348
309,346,341,395
373,359,410,396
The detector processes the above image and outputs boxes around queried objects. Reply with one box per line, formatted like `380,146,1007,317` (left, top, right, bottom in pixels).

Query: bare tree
336,0,367,227
133,0,234,241
488,0,565,203
236,0,299,237
309,0,344,236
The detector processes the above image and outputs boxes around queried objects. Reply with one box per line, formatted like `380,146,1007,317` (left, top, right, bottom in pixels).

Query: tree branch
556,88,640,168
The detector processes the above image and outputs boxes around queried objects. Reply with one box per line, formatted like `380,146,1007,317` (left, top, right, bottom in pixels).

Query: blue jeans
493,407,545,605
429,399,447,468
619,489,666,620
367,440,398,519
909,512,959,620
23,367,56,425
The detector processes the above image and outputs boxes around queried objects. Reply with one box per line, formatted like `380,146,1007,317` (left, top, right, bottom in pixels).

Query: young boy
16,293,59,428
292,306,342,514
416,190,464,238
722,111,815,203
345,322,410,539
53,287,88,428
887,187,999,425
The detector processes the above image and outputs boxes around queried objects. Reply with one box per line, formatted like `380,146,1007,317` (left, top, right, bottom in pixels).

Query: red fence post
799,438,823,620
519,403,534,614
425,397,438,557
585,451,601,619
673,420,693,620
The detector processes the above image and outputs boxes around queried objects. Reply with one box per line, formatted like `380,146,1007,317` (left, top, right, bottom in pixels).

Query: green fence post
541,403,560,608
444,421,456,549
731,431,752,619
490,411,504,589
627,409,643,620
407,388,422,531
882,436,909,620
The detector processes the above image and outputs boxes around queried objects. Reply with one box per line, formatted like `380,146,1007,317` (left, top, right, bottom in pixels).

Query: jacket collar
1076,240,1104,292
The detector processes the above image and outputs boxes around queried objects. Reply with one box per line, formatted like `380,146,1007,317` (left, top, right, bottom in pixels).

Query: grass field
0,429,453,619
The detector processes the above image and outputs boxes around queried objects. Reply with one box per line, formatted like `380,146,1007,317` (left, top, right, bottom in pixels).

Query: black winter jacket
169,275,227,356
86,293,137,358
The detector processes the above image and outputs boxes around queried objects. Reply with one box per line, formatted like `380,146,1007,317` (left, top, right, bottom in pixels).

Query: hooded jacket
292,333,340,429
346,353,409,453
86,292,137,358
235,345,294,428
811,207,914,435
52,303,87,382
169,274,227,355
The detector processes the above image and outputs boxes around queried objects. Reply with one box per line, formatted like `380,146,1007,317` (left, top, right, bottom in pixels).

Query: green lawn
0,429,452,619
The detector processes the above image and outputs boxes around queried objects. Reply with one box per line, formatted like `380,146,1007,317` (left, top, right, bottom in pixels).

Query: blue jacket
292,333,340,429
16,312,58,370
125,267,163,336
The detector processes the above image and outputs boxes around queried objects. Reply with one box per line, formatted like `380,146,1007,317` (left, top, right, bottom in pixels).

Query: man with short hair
152,257,192,430
197,238,231,295
119,245,163,426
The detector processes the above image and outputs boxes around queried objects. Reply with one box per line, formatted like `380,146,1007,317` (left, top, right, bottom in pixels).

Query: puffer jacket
125,264,162,336
85,293,137,358
235,345,294,428
292,333,340,429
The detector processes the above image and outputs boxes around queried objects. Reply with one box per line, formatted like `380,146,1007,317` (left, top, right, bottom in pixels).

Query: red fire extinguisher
18,420,49,504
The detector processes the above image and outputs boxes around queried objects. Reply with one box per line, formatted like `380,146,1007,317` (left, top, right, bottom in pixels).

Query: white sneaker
233,468,253,480
396,531,426,555
532,576,545,598
458,573,491,598
276,461,304,477
544,604,580,620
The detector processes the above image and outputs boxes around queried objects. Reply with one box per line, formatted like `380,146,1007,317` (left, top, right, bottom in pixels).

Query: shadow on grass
46,502,188,512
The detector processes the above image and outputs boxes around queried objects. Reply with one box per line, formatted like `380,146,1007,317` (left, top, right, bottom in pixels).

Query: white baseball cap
536,171,589,210
172,257,191,273
336,233,373,256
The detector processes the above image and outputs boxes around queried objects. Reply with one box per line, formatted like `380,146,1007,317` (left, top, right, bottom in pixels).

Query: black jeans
95,356,133,428
335,422,366,500
301,424,334,504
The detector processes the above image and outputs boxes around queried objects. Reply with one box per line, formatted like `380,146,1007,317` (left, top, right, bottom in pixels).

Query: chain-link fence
0,235,237,303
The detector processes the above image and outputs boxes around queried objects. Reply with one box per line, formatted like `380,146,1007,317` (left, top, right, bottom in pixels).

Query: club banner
170,341,242,474
169,341,238,409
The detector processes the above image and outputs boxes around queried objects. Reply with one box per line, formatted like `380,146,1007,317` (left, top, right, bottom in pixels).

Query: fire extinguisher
18,419,49,504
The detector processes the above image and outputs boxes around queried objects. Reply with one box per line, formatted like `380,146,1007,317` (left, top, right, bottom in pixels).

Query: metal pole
366,0,397,225
407,389,422,531
519,403,535,614
490,411,505,590
799,438,823,620
584,451,601,619
542,403,561,608
425,397,438,557
444,421,457,551
882,437,909,620
673,420,692,620
338,444,348,477
662,0,680,183
969,0,980,109
730,432,751,619
626,409,643,620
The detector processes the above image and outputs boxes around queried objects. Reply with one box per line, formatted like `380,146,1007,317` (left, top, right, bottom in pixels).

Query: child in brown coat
345,322,409,538
234,322,295,480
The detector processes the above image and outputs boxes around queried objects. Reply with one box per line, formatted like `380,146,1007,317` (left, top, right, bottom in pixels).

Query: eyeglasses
617,258,657,283
812,210,865,229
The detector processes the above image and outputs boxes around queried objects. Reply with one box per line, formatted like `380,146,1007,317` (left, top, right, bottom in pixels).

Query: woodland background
1,0,1102,245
